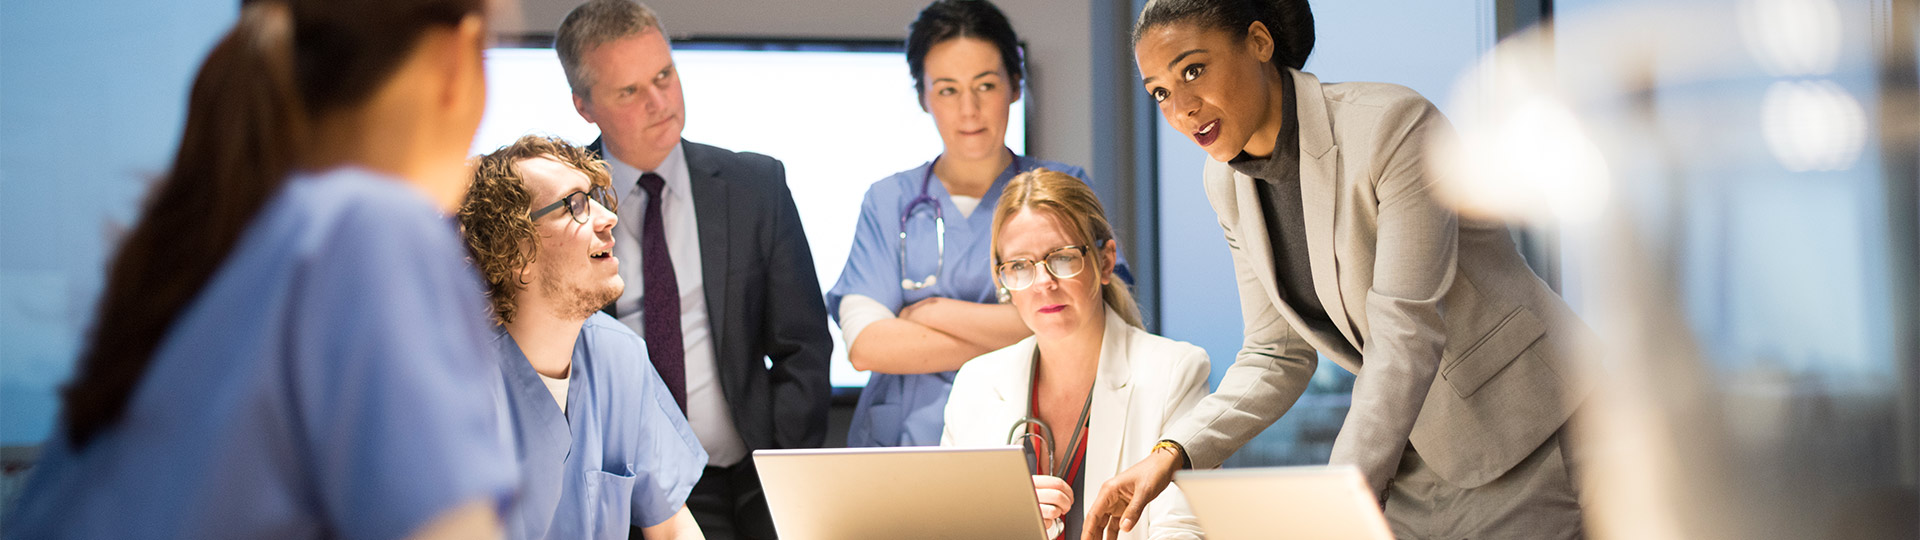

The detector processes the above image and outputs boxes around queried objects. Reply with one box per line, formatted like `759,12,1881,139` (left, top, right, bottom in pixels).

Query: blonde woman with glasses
941,169,1207,540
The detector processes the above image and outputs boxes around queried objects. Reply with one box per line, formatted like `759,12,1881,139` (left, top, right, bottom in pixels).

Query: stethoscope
898,158,946,290
1005,348,1095,480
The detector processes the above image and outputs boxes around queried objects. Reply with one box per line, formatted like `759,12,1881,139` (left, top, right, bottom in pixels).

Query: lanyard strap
1059,422,1090,484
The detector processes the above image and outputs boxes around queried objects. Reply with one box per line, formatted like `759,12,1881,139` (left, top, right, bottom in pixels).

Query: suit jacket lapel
588,138,619,318
1291,69,1363,350
684,141,731,354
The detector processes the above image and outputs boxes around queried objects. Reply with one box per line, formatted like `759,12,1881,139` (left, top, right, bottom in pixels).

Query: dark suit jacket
590,137,833,452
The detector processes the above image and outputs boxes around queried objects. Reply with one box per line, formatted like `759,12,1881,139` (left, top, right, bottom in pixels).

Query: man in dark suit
555,2,834,538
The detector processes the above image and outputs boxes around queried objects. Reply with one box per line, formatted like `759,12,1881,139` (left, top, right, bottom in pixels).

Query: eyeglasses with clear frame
995,245,1089,291
529,185,618,224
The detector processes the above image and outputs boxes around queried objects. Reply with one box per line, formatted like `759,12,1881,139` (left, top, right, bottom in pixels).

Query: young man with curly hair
460,134,708,540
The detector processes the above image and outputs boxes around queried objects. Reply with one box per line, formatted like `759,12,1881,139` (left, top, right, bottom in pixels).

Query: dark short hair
556,0,668,99
906,0,1025,96
1133,0,1315,71
459,135,614,324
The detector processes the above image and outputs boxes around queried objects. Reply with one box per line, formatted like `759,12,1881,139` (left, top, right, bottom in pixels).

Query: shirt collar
604,141,691,202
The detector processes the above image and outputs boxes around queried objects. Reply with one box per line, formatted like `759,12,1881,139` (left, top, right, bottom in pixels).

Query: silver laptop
1174,465,1394,540
753,445,1048,540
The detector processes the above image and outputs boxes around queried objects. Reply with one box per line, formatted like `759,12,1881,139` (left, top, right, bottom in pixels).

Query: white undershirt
538,371,568,415
838,294,896,346
950,195,981,218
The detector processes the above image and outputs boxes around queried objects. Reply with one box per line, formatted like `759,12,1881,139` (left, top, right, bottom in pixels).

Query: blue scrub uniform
4,168,517,540
494,312,707,540
827,154,1127,447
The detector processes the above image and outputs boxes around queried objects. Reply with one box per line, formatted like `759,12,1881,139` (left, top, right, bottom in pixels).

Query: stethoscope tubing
1006,348,1095,480
899,158,945,291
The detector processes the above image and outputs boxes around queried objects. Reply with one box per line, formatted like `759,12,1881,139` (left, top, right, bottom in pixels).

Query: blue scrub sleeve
825,183,907,319
625,339,708,527
288,202,517,540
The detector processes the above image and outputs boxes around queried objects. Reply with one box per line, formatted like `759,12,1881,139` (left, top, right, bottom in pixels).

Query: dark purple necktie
638,173,687,413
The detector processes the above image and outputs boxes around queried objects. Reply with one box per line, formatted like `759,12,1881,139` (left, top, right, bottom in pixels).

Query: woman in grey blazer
1085,0,1597,538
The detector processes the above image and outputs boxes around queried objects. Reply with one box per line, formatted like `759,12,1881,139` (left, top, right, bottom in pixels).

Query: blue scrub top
826,154,1127,447
494,312,707,540
4,168,517,540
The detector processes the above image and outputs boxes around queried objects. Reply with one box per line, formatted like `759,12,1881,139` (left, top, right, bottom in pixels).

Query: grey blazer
1163,69,1595,493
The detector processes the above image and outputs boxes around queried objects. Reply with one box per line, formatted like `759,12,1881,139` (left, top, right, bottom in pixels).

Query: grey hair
555,0,668,99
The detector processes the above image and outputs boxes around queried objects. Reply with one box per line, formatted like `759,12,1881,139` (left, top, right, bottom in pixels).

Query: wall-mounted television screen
474,39,1029,389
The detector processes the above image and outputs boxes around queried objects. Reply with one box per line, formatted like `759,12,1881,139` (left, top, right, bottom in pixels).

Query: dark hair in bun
907,0,1025,96
1133,0,1314,71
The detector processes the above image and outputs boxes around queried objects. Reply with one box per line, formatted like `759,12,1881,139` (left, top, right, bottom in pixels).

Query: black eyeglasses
995,245,1088,291
529,185,618,224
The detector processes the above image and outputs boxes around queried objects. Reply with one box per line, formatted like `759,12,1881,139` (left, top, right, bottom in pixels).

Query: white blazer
943,309,1211,540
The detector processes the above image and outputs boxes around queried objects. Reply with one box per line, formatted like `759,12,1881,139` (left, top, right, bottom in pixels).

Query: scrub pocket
852,372,957,446
850,373,909,447
862,403,907,445
552,467,639,539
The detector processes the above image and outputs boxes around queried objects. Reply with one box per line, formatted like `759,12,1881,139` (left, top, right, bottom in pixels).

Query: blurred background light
1739,0,1844,77
1760,78,1868,172
1434,37,1611,226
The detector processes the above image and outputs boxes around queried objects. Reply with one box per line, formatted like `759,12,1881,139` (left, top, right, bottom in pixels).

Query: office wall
0,0,237,445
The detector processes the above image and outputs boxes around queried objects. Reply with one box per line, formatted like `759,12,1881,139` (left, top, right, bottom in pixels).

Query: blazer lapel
987,340,1038,444
684,141,731,354
1087,310,1132,487
1291,70,1363,350
1230,165,1318,342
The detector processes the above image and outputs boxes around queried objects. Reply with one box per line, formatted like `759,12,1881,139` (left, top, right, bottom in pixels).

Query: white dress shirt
606,143,748,467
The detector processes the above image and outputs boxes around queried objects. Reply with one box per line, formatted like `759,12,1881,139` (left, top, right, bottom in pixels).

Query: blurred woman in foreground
4,1,515,538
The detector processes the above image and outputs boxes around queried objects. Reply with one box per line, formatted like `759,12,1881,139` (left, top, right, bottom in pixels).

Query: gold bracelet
1152,440,1191,469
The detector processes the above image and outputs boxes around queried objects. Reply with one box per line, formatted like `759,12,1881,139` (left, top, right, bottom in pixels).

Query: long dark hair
61,0,484,449
1133,0,1315,71
906,0,1025,96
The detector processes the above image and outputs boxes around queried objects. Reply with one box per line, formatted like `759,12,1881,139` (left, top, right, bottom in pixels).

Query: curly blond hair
459,135,615,324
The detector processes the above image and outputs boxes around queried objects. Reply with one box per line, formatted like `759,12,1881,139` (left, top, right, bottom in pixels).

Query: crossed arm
846,295,1031,375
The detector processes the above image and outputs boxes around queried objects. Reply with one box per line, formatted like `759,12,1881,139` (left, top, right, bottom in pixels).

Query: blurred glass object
1437,40,1612,224
1432,0,1918,538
